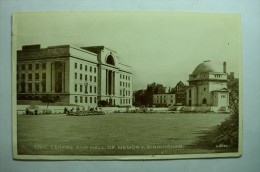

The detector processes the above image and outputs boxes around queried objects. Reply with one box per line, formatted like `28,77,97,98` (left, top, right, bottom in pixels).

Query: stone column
113,71,115,95
106,69,108,95
111,71,114,95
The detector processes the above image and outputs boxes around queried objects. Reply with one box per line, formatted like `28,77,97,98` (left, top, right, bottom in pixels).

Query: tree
98,100,108,107
213,90,239,148
41,95,59,109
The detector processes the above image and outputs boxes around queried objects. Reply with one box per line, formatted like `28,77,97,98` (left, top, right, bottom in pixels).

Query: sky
13,11,242,90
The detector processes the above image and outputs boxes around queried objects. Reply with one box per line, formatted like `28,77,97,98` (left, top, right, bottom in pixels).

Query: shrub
213,90,239,148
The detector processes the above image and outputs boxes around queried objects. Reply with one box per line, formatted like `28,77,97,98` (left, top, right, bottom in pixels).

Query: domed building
186,60,229,110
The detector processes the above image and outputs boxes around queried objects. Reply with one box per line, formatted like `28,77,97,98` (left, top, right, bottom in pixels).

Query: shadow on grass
188,126,238,153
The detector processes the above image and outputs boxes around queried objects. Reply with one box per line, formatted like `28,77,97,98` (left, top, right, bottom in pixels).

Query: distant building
171,81,186,106
146,82,166,106
16,44,133,107
133,89,146,106
153,94,175,107
228,72,239,91
186,60,229,110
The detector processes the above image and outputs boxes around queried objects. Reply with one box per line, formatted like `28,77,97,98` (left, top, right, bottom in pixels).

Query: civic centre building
16,44,133,107
186,60,229,110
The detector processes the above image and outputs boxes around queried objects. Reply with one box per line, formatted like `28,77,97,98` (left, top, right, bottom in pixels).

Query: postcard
12,11,242,160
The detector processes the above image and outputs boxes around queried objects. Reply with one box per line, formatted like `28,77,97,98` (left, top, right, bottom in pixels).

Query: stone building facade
16,44,133,107
153,94,176,107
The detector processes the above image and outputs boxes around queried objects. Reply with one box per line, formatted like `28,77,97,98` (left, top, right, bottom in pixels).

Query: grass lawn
17,112,233,155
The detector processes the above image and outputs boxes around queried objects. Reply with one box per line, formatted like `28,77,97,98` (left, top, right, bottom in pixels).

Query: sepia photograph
12,11,242,160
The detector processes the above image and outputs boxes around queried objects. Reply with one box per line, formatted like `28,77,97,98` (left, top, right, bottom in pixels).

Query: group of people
64,106,99,114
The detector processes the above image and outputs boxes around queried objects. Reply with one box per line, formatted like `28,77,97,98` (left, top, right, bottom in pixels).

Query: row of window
74,73,96,82
120,89,131,97
120,81,131,88
120,99,131,104
74,84,97,94
74,63,97,73
76,98,131,104
17,63,46,71
220,95,226,98
120,74,131,80
17,73,46,81
154,95,175,98
154,100,174,104
75,96,97,104
17,82,46,93
215,74,222,78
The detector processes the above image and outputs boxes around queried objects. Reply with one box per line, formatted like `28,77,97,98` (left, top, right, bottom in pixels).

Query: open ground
17,112,232,155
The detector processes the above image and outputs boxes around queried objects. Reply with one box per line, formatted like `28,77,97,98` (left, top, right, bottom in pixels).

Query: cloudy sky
13,11,242,90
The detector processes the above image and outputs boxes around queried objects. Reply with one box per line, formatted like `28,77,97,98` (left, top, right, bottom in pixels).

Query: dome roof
192,60,223,74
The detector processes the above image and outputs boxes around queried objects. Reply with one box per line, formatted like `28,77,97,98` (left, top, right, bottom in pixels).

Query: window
42,81,46,92
85,65,87,71
204,88,206,91
75,84,77,92
17,84,19,93
94,67,96,73
28,74,32,81
189,90,191,98
35,73,39,80
94,86,96,93
80,74,82,80
120,81,122,86
85,85,88,93
85,97,88,103
106,55,115,65
42,73,46,80
42,63,46,69
28,83,32,92
120,90,122,95
75,73,77,79
28,64,32,70
75,63,77,69
21,73,25,80
85,75,87,81
35,64,39,70
123,75,124,79
80,96,83,103
22,64,25,70
90,97,92,103
90,66,92,72
35,83,39,92
94,97,96,103
80,64,82,70
123,82,124,87
120,74,121,79
94,76,96,82
75,96,78,103
90,76,92,82
90,86,92,93
80,85,82,92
